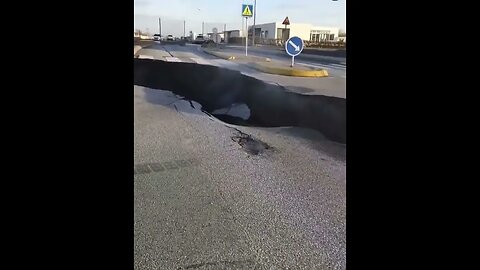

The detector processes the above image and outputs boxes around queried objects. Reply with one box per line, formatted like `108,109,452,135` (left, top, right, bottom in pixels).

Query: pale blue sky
134,0,346,36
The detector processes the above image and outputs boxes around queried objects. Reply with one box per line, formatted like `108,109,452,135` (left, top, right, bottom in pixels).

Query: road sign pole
253,0,256,46
285,36,303,68
245,17,248,56
242,4,253,54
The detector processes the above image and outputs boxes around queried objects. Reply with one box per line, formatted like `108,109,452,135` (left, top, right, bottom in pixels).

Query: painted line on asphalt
165,56,183,62
297,62,332,69
330,63,347,68
297,62,346,71
137,55,155,59
190,57,212,65
134,158,201,175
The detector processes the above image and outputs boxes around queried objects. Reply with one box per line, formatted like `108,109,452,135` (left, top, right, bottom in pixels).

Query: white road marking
190,58,212,65
297,62,346,71
137,55,154,59
165,57,183,62
330,63,347,68
297,62,332,69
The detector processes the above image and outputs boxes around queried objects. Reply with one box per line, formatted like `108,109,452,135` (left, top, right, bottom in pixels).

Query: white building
206,32,225,43
134,32,152,40
249,22,341,42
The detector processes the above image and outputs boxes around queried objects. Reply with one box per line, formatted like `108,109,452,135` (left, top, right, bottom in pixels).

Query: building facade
249,22,341,42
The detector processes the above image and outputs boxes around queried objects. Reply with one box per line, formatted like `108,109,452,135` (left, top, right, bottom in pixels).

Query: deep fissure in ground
134,58,346,144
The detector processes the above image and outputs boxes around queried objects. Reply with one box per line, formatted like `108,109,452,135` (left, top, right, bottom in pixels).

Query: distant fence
304,40,346,48
253,38,285,46
251,38,345,48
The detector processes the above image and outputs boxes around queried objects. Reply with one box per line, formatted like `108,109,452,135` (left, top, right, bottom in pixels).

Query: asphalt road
137,42,346,98
232,45,347,64
134,80,346,269
222,45,346,78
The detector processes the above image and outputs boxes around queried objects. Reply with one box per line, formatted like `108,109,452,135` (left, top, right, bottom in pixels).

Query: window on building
311,30,332,42
310,33,319,42
265,31,268,38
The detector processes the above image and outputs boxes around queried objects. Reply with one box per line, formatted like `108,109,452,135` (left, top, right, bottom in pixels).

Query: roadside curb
251,62,329,77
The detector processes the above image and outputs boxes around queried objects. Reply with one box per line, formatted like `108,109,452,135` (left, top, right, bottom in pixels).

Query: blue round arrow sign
285,36,304,57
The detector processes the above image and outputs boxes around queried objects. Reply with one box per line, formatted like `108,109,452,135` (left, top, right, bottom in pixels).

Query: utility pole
183,20,186,38
158,18,162,37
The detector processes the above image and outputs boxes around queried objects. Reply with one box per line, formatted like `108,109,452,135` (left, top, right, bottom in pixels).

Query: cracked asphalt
134,84,346,269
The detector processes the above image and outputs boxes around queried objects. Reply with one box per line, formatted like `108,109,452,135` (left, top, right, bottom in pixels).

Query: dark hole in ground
214,114,251,126
134,58,346,144
231,130,272,155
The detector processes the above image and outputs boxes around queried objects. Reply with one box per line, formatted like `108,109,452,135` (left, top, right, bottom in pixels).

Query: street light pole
158,18,162,37
196,8,203,37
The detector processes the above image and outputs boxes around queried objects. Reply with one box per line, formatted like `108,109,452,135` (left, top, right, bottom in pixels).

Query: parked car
193,34,205,44
153,34,161,41
167,35,174,41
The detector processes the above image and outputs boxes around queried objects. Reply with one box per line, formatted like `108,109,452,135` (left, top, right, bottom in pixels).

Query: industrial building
248,22,342,42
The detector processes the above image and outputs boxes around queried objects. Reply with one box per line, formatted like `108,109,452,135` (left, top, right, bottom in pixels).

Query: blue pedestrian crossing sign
285,36,304,57
242,5,253,17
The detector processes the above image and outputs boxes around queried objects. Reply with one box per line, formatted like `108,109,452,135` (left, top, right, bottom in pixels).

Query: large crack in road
134,58,346,144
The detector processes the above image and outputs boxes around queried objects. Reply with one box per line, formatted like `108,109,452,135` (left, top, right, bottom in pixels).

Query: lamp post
158,18,161,37
196,8,204,36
